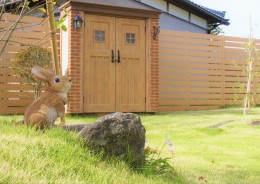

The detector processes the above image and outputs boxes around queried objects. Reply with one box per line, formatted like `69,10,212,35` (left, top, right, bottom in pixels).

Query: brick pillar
67,10,84,113
148,18,159,112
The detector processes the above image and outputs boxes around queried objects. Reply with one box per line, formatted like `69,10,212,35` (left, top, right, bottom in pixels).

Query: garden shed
60,0,161,113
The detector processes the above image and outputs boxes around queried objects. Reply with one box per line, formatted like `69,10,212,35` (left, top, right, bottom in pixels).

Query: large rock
79,112,146,167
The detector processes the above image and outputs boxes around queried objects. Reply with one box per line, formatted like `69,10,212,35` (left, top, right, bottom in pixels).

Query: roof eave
165,0,230,26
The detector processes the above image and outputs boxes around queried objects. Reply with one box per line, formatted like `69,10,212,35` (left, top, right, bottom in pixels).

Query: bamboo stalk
46,0,59,75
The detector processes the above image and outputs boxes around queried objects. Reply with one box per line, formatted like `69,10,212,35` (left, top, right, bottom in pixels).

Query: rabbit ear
31,66,54,82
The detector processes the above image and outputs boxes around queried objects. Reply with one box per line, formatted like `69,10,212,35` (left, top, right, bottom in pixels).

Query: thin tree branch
0,0,28,55
0,0,7,21
0,0,22,7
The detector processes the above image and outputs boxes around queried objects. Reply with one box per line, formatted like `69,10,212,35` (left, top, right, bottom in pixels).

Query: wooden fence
159,30,260,111
0,13,50,114
2,15,260,114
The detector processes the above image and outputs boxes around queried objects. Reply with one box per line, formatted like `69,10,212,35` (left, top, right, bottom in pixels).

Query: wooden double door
84,15,146,112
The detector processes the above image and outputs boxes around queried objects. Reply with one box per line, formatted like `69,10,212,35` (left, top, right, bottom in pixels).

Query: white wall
190,14,207,29
141,0,167,11
169,4,189,21
160,13,207,33
61,18,69,76
140,0,208,29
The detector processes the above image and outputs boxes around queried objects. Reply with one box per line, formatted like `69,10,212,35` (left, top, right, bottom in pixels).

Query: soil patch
208,120,234,128
250,121,260,126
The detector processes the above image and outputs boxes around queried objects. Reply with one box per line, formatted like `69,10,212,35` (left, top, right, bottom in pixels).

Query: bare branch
0,0,22,7
0,0,28,55
0,0,7,21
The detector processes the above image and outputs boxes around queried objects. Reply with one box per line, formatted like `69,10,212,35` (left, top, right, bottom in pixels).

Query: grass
1,107,260,184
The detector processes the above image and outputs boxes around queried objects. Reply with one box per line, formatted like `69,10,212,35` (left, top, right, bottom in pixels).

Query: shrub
12,46,53,98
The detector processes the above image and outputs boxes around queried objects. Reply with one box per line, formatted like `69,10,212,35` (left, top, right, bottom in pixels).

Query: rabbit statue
24,66,72,129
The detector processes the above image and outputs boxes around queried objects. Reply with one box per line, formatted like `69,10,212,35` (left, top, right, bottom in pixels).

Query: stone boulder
79,112,146,167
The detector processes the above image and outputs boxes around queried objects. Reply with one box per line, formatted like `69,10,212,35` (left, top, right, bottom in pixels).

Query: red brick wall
148,18,159,112
67,10,84,113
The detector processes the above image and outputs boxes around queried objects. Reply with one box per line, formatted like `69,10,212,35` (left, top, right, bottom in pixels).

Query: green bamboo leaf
63,8,68,14
54,21,62,29
59,17,66,23
39,8,47,13
61,25,67,32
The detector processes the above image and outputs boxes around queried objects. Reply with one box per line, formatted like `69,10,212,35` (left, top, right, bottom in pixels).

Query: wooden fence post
221,35,225,107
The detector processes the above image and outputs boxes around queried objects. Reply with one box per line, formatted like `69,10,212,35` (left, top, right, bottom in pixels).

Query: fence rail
0,13,50,114
159,30,260,111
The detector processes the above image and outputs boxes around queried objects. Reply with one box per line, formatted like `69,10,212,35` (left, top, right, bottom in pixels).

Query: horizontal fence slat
0,99,33,107
0,76,24,83
159,99,222,105
0,107,27,114
0,67,14,75
0,84,33,91
159,105,220,112
0,92,34,98
0,22,47,32
1,13,48,23
160,87,222,93
160,93,222,99
160,55,222,63
160,74,222,81
224,36,249,43
160,62,222,69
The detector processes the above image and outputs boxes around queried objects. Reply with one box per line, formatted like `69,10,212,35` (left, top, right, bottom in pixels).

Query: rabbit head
31,66,72,93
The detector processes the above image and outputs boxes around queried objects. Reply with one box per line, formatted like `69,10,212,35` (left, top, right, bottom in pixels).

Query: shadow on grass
158,108,244,117
195,127,225,136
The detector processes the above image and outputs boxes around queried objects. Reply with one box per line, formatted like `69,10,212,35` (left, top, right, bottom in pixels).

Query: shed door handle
117,50,120,63
112,50,114,63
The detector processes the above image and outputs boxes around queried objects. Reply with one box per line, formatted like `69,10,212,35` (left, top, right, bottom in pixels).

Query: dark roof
166,0,230,26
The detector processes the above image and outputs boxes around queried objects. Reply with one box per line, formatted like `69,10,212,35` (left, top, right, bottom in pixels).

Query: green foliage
38,7,46,13
208,25,224,35
243,39,259,114
54,8,70,32
232,38,260,114
54,17,67,31
12,46,52,98
38,5,69,32
144,137,174,174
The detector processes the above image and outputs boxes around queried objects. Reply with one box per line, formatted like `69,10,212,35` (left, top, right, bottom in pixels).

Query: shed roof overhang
165,0,230,26
60,0,161,19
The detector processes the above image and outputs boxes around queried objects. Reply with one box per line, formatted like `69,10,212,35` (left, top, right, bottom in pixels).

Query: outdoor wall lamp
153,26,160,40
73,15,83,29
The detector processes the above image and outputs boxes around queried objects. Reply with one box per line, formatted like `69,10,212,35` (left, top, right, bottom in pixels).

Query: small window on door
125,33,135,44
94,30,105,42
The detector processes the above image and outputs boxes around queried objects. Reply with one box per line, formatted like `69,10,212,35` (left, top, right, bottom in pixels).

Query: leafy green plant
39,5,70,32
144,137,174,174
242,37,260,114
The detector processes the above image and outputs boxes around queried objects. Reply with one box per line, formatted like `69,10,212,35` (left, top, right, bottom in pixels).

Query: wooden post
46,0,59,75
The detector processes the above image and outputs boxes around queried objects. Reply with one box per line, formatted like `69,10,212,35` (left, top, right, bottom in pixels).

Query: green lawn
1,107,260,184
